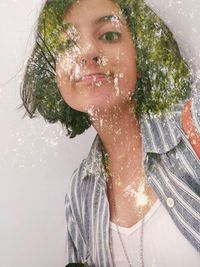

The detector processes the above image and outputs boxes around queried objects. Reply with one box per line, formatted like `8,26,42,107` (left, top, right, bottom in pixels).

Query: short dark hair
19,0,192,138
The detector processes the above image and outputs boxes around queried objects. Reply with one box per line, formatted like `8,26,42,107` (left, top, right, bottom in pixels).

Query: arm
65,234,89,266
181,95,200,159
64,175,90,266
65,193,81,264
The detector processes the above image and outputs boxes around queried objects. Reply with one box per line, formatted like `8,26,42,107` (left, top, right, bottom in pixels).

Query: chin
81,97,127,116
71,81,133,113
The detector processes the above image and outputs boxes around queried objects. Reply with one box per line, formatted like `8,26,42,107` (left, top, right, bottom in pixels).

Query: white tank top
109,198,200,267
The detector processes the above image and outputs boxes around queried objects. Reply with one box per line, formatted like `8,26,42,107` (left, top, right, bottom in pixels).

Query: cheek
115,46,137,96
56,57,74,104
56,52,75,81
121,41,137,73
56,50,79,84
56,48,84,82
56,55,88,111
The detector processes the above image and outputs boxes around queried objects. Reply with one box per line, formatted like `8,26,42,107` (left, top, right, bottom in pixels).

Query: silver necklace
109,177,145,267
102,150,145,267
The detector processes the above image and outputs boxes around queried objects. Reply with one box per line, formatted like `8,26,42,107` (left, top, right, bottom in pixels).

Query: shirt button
167,197,174,208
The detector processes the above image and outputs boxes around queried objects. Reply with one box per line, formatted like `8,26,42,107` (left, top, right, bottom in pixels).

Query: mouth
76,72,114,83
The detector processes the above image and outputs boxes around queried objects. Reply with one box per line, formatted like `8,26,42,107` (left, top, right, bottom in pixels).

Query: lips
77,72,112,83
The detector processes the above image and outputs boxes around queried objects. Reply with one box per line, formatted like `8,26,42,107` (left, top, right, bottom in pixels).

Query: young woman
20,0,200,266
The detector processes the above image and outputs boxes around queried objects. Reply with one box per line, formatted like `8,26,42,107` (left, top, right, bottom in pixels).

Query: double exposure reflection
19,0,200,266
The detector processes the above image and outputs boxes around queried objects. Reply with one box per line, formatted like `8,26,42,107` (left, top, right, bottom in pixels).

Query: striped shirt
64,95,200,267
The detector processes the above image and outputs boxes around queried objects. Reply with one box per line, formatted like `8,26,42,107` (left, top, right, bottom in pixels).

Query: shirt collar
81,104,183,182
80,134,107,186
139,109,182,157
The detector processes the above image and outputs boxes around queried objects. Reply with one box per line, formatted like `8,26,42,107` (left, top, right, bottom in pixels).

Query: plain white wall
0,1,199,267
0,1,96,266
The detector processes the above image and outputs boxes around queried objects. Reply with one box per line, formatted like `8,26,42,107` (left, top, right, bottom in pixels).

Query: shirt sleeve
64,193,81,265
191,93,200,135
64,168,92,267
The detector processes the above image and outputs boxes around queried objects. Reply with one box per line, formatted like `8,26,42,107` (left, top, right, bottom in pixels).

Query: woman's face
56,0,137,115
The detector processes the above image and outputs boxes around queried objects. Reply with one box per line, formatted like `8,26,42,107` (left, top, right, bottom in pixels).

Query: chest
110,202,200,267
80,148,200,266
106,181,158,228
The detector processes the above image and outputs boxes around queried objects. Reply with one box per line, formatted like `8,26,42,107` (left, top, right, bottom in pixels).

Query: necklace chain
109,176,145,267
103,150,145,267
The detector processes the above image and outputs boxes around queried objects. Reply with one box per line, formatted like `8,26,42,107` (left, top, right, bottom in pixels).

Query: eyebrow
94,14,122,25
65,14,123,30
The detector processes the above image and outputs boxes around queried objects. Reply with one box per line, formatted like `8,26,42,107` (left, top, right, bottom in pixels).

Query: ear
181,99,200,160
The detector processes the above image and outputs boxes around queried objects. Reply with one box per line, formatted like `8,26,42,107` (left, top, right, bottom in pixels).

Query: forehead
64,0,122,26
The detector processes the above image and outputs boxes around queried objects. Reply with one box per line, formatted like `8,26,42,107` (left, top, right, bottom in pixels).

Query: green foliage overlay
20,0,192,138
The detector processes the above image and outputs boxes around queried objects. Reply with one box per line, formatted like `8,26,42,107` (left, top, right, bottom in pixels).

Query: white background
0,1,199,266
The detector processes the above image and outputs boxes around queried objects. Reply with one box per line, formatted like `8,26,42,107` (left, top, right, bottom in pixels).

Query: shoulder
65,156,96,204
181,95,200,159
65,160,86,206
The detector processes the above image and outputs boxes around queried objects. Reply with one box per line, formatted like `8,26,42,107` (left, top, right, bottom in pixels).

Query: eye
100,31,121,42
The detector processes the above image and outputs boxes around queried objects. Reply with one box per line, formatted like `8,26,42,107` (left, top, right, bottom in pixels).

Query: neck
90,101,144,185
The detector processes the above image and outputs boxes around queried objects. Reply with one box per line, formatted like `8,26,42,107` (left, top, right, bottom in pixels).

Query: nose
76,37,103,67
80,56,101,66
